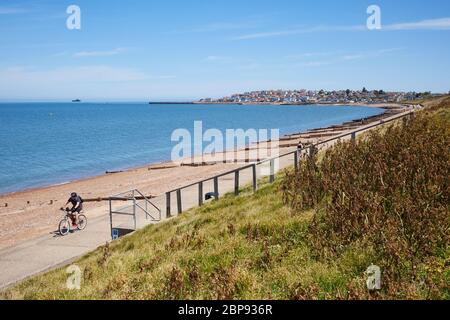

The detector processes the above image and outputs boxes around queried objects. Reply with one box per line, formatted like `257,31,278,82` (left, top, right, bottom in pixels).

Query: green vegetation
2,99,449,300
282,99,449,298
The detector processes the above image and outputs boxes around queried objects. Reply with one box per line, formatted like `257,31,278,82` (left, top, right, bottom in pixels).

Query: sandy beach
0,104,408,250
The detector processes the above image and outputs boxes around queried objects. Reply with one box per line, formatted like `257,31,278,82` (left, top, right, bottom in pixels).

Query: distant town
198,88,439,105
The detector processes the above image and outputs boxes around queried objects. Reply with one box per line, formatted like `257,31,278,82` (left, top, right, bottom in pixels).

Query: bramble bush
281,103,449,295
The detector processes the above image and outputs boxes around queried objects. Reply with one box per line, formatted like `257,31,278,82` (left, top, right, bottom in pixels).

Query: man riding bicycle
63,192,84,226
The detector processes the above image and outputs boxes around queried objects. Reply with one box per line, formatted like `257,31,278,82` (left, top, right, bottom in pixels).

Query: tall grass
282,101,450,297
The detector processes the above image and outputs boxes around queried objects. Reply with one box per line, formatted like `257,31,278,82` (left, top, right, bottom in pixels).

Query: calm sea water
0,103,383,194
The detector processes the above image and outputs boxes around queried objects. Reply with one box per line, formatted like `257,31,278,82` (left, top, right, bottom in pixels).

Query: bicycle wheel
77,215,87,230
59,218,71,236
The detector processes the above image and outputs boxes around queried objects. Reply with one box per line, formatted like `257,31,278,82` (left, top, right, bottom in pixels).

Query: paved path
0,214,110,289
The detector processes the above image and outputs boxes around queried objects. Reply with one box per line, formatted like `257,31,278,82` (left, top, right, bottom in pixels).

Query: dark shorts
71,206,83,214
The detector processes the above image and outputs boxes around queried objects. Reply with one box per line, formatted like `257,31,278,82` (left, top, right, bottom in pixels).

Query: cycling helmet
71,192,78,197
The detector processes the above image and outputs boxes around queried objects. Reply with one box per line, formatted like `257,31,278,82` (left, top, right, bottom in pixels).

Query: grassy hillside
2,99,449,300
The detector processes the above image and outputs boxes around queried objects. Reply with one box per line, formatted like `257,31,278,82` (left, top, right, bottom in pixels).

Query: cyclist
63,192,84,226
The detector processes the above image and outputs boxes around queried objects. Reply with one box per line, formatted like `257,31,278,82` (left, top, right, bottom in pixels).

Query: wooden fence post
166,192,171,218
294,151,299,172
176,189,182,214
234,171,240,196
109,198,113,239
214,177,219,200
269,159,275,183
351,132,356,143
252,164,257,192
309,145,315,159
198,182,203,206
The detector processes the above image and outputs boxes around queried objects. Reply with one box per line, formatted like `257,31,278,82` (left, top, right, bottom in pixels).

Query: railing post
351,132,356,143
269,159,275,183
234,170,240,196
176,189,182,214
145,194,148,220
214,177,219,200
294,150,299,172
403,116,407,128
252,164,257,192
409,112,414,124
198,181,203,206
166,192,171,218
309,145,315,159
109,198,113,240
132,190,137,230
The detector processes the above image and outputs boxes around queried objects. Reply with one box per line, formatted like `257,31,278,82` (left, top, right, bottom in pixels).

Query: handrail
257,110,413,165
134,189,161,213
109,188,163,239
315,110,414,148
166,109,413,195
166,163,255,193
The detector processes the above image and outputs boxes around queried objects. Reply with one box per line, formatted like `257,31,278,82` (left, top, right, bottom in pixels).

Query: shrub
281,105,450,290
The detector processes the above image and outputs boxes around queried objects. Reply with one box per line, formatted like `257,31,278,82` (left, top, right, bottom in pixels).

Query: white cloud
0,65,148,84
0,66,187,100
385,17,450,31
0,65,153,100
232,17,450,40
73,48,127,58
299,61,333,68
342,54,364,61
286,52,339,59
0,7,26,14
289,48,403,68
232,25,364,40
342,48,403,61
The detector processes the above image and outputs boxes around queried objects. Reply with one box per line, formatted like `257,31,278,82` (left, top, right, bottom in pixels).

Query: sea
0,103,384,195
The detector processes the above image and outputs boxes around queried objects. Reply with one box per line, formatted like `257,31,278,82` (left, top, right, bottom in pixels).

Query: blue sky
0,0,449,101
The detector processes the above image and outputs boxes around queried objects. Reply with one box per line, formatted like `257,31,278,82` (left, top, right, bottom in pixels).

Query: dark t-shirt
68,196,83,209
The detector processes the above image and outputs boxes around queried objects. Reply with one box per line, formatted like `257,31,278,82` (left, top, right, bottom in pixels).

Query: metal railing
109,189,161,238
164,110,415,217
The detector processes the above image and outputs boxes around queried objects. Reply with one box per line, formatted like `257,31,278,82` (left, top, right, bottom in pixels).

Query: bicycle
58,207,87,236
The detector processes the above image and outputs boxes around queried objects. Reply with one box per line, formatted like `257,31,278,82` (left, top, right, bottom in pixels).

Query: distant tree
417,91,431,98
378,89,385,95
319,89,325,95
346,89,351,96
362,87,368,93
